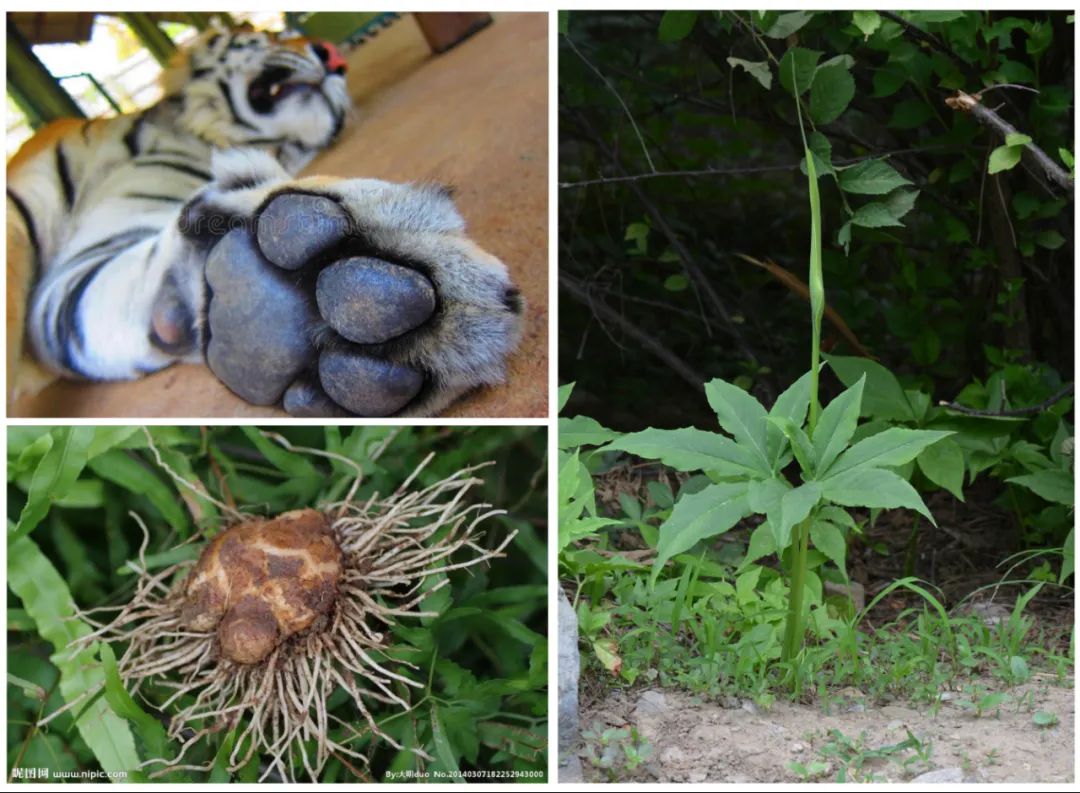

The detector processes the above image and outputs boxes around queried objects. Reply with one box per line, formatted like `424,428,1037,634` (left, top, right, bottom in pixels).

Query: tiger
6,24,524,417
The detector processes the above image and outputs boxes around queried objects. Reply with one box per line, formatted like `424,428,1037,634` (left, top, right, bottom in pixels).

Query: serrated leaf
605,427,765,477
747,476,789,516
828,428,953,477
852,10,881,38
652,483,750,575
704,379,772,472
778,47,822,96
765,11,814,39
813,375,866,476
658,11,698,42
821,467,935,524
988,144,1023,174
727,57,772,90
559,415,618,449
839,159,913,196
916,438,966,500
850,201,905,229
809,62,855,124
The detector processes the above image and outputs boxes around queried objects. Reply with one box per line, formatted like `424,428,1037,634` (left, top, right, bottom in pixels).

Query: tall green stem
781,59,825,672
781,518,812,662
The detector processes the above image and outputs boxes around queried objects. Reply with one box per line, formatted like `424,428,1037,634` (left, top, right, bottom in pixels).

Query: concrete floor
14,12,548,418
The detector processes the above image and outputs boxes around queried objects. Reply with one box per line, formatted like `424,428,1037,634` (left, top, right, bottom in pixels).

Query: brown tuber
180,509,343,664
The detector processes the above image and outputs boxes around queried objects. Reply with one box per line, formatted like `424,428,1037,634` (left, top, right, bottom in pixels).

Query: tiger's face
168,27,351,158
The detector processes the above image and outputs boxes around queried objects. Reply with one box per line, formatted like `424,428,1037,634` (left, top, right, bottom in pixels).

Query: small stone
741,699,759,715
659,747,685,768
687,770,708,784
634,690,669,718
791,742,806,754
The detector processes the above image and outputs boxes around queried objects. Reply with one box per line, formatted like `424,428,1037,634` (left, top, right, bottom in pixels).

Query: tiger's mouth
247,66,319,114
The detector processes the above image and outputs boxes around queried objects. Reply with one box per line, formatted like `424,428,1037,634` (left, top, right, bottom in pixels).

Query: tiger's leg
186,149,524,417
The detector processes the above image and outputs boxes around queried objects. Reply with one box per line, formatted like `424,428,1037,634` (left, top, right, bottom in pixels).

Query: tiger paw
203,183,523,417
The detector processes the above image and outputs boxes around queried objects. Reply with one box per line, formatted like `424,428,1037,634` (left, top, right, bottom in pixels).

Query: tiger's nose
312,41,347,76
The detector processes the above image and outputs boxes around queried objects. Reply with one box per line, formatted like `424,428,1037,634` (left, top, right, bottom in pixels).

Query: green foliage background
7,426,547,783
560,10,1073,430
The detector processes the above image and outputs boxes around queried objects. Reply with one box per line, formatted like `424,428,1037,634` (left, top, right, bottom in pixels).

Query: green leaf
664,274,689,291
1005,132,1032,147
824,354,917,421
767,416,816,476
916,437,966,500
8,535,140,775
652,483,750,575
813,375,866,476
558,10,569,35
838,160,913,195
605,427,765,477
747,476,789,518
658,11,698,42
850,202,905,229
884,188,920,220
764,11,814,39
1033,711,1059,728
988,144,1023,174
1008,469,1074,506
810,520,848,578
240,427,319,479
821,467,935,524
704,378,771,471
778,47,822,96
1059,148,1074,169
99,643,172,778
558,382,574,413
852,10,881,38
727,58,772,90
558,415,618,449
767,369,815,467
1036,230,1066,250
11,427,95,542
809,62,855,124
88,451,191,537
773,483,823,550
828,428,953,477
741,524,776,570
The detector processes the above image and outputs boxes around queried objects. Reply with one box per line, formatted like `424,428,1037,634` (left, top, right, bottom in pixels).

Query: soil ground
571,680,1074,783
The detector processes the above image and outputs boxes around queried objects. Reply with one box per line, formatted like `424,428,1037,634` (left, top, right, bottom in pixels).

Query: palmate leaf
820,467,935,524
605,427,766,477
704,379,772,471
767,416,816,475
826,427,953,478
652,482,750,577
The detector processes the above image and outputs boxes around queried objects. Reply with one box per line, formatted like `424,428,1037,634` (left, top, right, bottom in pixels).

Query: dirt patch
571,680,1074,783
